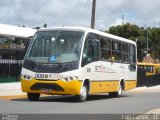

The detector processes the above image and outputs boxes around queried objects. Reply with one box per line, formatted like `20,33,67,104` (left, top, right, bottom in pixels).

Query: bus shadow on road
11,94,130,103
87,94,129,101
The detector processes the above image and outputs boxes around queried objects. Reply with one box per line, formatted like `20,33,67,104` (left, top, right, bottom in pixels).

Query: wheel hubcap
118,85,122,95
81,86,87,100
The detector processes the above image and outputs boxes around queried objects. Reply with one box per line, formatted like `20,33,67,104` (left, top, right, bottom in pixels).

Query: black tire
76,85,88,102
108,83,122,97
27,93,40,101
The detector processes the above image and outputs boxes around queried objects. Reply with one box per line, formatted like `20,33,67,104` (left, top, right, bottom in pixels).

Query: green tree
149,28,160,59
107,23,140,41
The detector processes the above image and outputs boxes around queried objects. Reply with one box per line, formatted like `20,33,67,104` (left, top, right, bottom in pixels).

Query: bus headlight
21,75,33,80
64,77,70,82
63,76,79,82
69,77,74,81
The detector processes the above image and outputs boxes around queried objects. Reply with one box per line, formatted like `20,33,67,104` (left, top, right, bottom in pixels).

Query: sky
0,0,160,30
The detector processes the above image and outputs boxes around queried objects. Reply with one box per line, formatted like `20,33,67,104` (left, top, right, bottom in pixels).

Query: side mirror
83,53,87,59
109,56,115,62
94,39,99,43
82,53,92,66
83,53,91,63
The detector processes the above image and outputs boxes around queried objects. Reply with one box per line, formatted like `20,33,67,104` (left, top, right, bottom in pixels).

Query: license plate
41,89,51,93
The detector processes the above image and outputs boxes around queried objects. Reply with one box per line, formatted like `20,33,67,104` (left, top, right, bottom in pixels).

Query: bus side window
100,37,111,60
112,41,121,62
82,33,99,66
129,44,136,63
145,66,154,73
121,43,129,63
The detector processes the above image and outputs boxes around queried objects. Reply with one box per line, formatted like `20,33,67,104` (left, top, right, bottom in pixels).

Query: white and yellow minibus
21,27,137,102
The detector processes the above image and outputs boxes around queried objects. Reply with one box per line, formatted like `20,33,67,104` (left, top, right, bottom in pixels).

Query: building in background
0,24,37,83
0,24,37,49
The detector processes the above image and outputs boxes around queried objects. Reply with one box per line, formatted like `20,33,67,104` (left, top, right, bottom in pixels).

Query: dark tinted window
82,33,100,66
129,44,136,63
100,37,111,60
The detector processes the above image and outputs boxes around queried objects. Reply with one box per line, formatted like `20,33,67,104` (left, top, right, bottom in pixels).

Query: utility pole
91,0,96,29
147,27,149,54
122,14,124,25
144,25,149,54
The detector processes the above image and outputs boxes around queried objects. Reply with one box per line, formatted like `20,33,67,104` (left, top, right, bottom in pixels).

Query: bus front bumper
21,78,82,95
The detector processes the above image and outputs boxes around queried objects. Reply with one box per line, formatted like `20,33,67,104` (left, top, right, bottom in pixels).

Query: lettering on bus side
95,65,105,72
119,66,125,69
87,68,91,72
95,65,116,73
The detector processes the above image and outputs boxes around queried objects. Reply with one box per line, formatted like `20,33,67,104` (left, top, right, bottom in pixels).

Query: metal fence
0,48,25,83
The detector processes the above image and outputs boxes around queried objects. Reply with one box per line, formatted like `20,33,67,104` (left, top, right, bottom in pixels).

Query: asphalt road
0,91,160,114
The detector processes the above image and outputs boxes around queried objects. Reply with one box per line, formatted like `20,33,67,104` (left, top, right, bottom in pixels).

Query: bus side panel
80,61,130,93
124,80,137,91
90,81,119,93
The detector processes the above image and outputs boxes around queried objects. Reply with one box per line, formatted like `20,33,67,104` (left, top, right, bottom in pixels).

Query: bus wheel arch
108,79,124,98
83,79,90,93
76,79,90,102
120,79,125,91
118,79,125,96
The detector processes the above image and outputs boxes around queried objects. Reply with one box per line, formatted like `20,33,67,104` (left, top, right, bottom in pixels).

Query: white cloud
113,19,123,26
0,0,160,30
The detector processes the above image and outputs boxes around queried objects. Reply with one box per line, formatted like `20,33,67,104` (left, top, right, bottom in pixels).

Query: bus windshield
25,30,84,63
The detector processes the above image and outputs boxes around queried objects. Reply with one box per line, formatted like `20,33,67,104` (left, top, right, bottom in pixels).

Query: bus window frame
81,32,100,67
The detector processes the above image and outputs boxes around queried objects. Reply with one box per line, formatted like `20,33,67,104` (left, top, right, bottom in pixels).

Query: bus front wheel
27,93,40,101
76,85,88,102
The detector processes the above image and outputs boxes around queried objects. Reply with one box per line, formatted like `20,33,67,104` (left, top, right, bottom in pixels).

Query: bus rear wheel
76,85,88,102
27,93,40,101
108,83,122,97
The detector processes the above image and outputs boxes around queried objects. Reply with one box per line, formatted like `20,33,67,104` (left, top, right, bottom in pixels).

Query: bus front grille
30,83,64,91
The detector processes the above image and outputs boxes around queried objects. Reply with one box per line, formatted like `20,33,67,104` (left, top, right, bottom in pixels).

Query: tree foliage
108,23,140,40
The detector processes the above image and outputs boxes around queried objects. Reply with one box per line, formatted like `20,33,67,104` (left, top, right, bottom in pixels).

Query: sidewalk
0,82,25,96
129,85,160,92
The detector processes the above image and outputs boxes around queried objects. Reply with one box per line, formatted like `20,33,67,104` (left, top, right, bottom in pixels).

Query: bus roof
39,26,136,45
